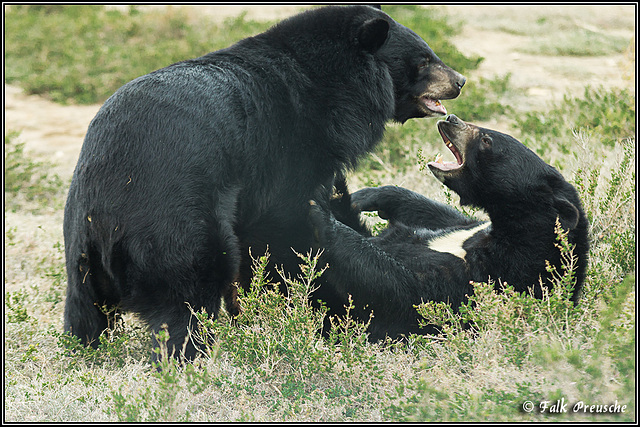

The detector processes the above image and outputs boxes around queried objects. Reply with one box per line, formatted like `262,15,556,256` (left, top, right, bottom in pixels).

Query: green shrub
194,250,333,380
401,220,634,422
416,220,587,365
572,135,635,304
5,290,34,324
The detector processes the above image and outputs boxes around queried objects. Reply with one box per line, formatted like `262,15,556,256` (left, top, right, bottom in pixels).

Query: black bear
309,114,589,341
63,5,466,360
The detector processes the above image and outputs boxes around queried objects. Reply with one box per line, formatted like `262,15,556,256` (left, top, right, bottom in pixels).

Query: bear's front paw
351,187,391,220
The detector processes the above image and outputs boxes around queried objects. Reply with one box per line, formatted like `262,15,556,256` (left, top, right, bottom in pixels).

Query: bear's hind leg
146,297,221,364
63,251,120,348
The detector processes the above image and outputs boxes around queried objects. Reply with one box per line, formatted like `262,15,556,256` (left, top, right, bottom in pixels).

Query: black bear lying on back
309,114,589,341
63,5,466,360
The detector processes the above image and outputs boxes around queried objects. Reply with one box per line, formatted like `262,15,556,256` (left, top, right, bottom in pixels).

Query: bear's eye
418,58,430,70
481,136,493,150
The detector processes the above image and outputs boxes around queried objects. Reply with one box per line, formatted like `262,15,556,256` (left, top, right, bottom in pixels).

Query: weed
362,212,389,236
200,250,332,380
5,290,34,324
5,226,19,246
326,295,374,376
418,220,587,361
35,241,68,308
4,132,66,212
573,134,636,302
53,312,150,370
403,218,633,421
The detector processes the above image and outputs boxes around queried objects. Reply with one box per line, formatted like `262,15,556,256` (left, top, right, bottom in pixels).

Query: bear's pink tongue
423,98,447,115
428,153,461,171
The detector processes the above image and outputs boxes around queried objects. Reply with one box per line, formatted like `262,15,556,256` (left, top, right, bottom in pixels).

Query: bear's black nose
447,114,460,124
456,76,466,90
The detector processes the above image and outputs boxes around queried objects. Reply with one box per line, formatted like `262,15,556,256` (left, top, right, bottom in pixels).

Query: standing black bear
309,114,589,341
63,5,466,359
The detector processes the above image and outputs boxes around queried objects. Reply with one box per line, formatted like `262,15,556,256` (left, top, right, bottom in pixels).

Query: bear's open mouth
428,126,463,171
421,97,447,115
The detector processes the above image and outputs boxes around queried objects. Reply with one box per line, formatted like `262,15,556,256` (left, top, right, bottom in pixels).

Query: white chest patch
427,222,491,261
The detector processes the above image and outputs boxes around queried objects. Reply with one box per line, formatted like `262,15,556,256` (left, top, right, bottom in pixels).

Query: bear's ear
554,195,580,231
357,18,390,53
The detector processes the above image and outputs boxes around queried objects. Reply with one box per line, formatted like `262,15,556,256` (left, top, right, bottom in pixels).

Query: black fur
309,114,589,341
63,5,465,360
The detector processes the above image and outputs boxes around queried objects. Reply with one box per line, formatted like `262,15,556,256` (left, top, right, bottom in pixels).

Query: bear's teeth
422,98,447,115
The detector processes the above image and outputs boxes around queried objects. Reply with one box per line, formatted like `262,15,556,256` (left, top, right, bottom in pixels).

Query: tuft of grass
4,131,66,212
100,250,388,422
572,134,636,306
5,290,34,324
515,86,635,158
195,250,334,380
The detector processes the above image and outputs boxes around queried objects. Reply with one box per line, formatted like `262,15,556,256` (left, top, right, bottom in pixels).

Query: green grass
3,4,636,423
515,86,636,155
4,132,66,213
4,5,274,104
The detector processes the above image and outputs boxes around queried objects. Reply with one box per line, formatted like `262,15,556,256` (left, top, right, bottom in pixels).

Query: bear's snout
446,114,462,124
452,72,466,91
